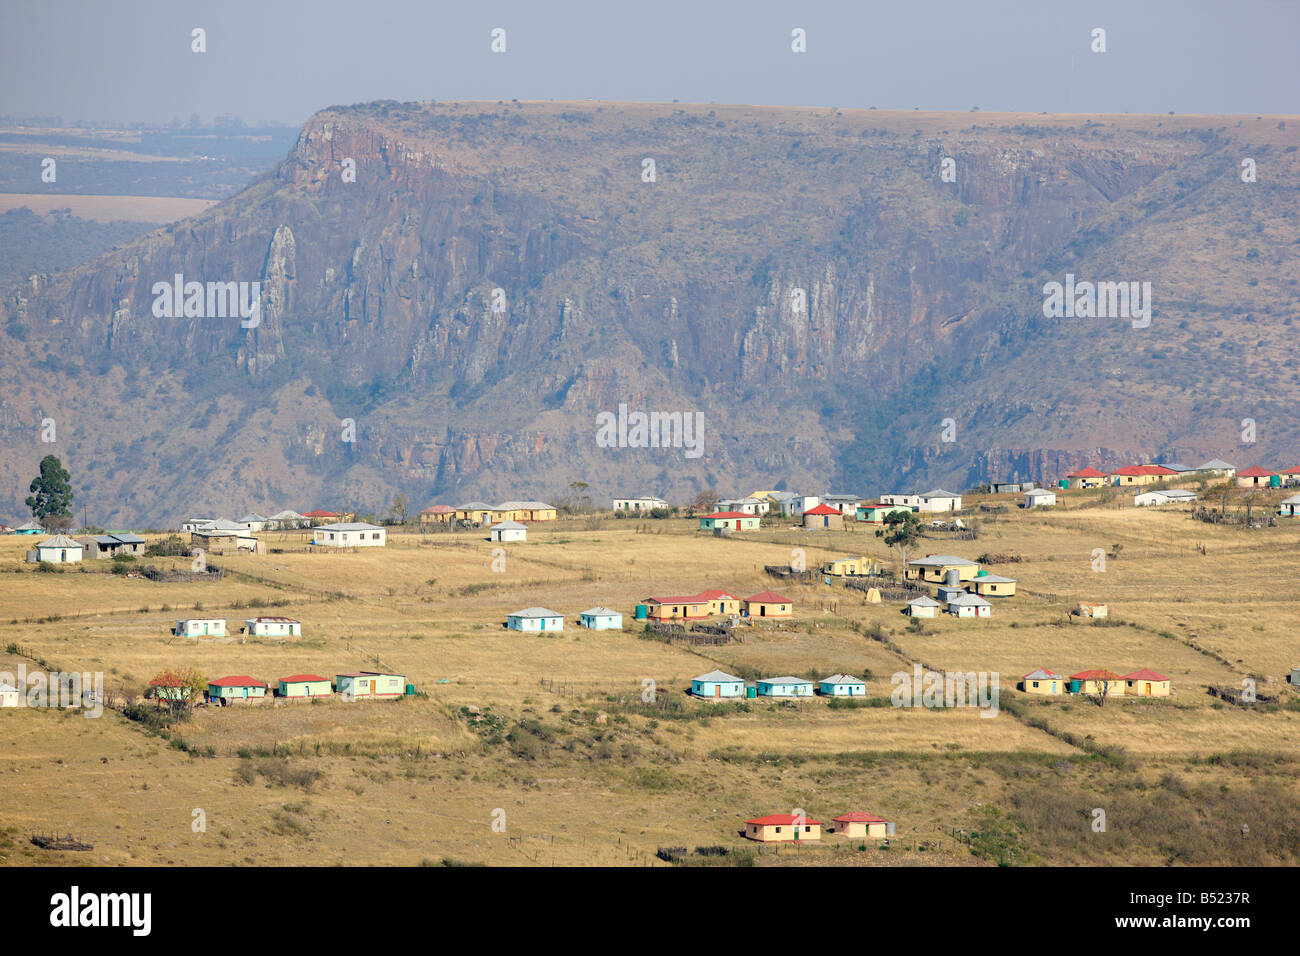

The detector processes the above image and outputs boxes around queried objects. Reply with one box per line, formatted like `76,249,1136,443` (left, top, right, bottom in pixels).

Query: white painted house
245,616,301,638
691,670,746,699
578,607,623,629
612,495,668,513
947,593,992,618
1279,494,1300,517
917,489,962,513
0,683,19,707
337,671,406,700
907,595,942,618
1134,489,1198,507
1024,489,1057,508
313,522,386,547
879,493,921,509
490,520,527,542
34,535,83,564
175,619,227,638
506,607,564,632
818,673,867,696
239,513,268,532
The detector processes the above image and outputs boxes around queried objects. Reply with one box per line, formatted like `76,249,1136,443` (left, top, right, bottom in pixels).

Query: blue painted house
690,670,746,699
818,673,867,696
506,607,564,632
577,607,623,630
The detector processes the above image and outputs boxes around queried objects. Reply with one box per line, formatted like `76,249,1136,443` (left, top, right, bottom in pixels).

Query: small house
337,671,406,700
207,676,268,704
1196,458,1236,478
744,814,821,843
756,676,814,697
1278,494,1300,517
743,590,792,618
1276,466,1300,487
75,532,146,559
1110,464,1178,486
906,595,942,618
715,497,766,515
1123,668,1170,697
1024,489,1056,508
1021,668,1064,695
611,495,668,513
490,520,527,542
506,607,565,632
879,493,921,508
917,489,962,512
970,573,1016,598
238,514,267,532
818,673,866,697
0,683,19,707
1065,467,1108,489
1068,669,1125,696
643,596,710,621
690,670,746,699
34,535,83,564
698,511,760,531
278,674,332,698
1134,489,1198,506
778,494,821,517
419,505,457,525
821,494,864,515
1075,602,1108,619
578,607,622,630
989,482,1022,494
905,554,979,584
856,501,913,523
822,555,868,577
694,590,741,615
313,522,386,547
12,521,43,535
801,504,845,529
1235,466,1275,488
175,619,227,638
833,811,889,839
245,616,301,639
947,593,992,618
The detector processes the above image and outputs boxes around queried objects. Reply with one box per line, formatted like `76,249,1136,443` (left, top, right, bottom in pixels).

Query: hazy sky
1,0,1296,126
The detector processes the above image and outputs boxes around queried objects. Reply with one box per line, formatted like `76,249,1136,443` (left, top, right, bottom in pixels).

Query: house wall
691,680,744,698
280,680,332,698
1023,678,1062,695
746,823,821,843
745,601,792,618
339,674,405,699
1126,679,1170,697
508,616,564,631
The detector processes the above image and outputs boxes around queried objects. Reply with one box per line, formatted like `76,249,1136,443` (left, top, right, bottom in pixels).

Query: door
714,685,720,699
760,606,766,617
1144,682,1151,696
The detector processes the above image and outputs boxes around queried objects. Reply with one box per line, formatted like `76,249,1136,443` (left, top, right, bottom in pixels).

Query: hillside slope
2,101,1297,525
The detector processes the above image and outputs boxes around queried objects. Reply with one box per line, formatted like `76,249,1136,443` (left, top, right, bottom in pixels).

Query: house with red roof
1021,668,1064,695
1235,465,1275,488
801,503,845,530
643,595,710,621
1068,669,1125,697
698,511,760,531
419,504,457,526
207,675,269,704
832,811,891,839
1123,668,1170,697
743,590,793,618
744,813,822,843
1110,465,1178,487
694,589,741,615
1066,466,1108,490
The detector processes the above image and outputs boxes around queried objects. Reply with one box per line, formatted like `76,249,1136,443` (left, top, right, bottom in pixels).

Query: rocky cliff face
2,101,1297,525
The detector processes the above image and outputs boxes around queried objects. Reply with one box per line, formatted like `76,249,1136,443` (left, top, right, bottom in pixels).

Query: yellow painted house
743,590,793,618
1070,669,1126,697
1123,669,1170,697
696,590,741,615
905,555,980,584
744,813,821,843
823,555,868,576
833,812,889,839
1021,668,1064,695
970,573,1017,597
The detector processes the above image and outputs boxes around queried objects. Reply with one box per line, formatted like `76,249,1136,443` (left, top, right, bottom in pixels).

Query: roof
834,811,886,823
758,676,813,686
421,505,456,513
238,514,266,522
508,607,563,618
316,522,383,531
267,510,305,520
279,674,328,683
645,595,708,606
1278,466,1300,475
1022,668,1061,680
337,671,405,679
1069,669,1123,681
947,593,991,607
302,510,339,517
37,535,82,549
1066,467,1108,478
498,500,554,510
745,590,791,604
974,574,1017,583
14,520,42,531
491,520,527,530
1198,459,1235,470
921,488,960,498
1025,488,1055,496
907,554,977,567
746,814,822,826
248,616,300,624
703,510,754,519
693,670,744,683
908,595,942,607
1159,463,1196,472
802,504,842,515
694,589,739,601
460,501,495,510
580,606,621,616
1237,465,1274,477
820,673,865,684
208,675,268,688
1122,668,1169,682
1111,464,1177,477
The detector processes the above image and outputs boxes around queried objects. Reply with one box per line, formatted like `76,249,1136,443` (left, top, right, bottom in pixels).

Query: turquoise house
207,675,268,703
756,676,815,698
690,670,746,699
818,673,867,696
578,607,623,630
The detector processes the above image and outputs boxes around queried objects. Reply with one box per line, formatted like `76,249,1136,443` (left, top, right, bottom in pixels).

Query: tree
691,488,719,513
25,454,73,527
389,493,410,525
876,509,925,569
145,667,207,719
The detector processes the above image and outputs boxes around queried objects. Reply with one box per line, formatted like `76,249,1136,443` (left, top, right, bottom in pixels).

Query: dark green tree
876,509,925,568
25,454,73,527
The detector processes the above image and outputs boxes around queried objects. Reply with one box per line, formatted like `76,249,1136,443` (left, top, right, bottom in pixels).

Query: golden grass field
2,483,1299,867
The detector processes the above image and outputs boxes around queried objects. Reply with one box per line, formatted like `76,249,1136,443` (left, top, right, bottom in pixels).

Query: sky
0,0,1296,127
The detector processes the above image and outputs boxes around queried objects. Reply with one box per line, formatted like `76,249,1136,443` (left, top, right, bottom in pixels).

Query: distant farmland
0,193,217,223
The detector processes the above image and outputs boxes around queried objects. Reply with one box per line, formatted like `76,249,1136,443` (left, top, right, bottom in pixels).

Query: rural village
3,452,1299,865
